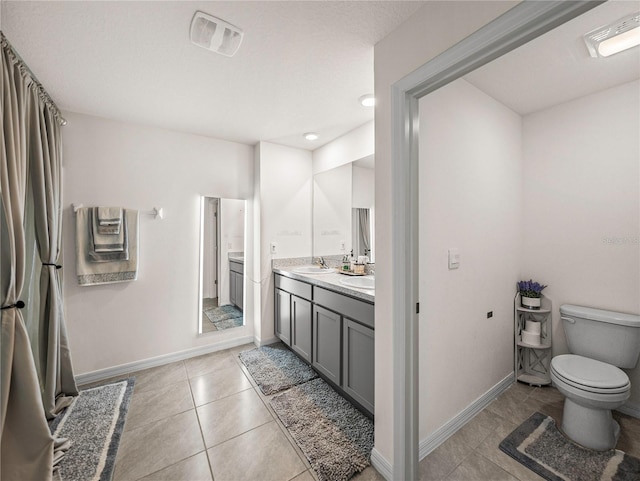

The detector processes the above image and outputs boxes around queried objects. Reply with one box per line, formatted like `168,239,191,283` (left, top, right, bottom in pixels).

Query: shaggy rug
204,305,243,330
270,378,374,481
499,412,640,481
238,344,317,395
50,378,135,481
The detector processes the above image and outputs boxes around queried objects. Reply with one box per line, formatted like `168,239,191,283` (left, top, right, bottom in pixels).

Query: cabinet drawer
314,287,374,329
275,274,312,301
230,261,244,274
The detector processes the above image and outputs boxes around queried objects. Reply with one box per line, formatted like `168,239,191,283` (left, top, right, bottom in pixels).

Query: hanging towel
76,207,139,286
88,208,129,261
97,206,122,234
97,206,123,225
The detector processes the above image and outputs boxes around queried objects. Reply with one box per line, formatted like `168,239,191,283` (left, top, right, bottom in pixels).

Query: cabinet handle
561,316,575,324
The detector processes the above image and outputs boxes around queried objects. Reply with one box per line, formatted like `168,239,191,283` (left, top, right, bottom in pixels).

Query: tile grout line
187,359,217,481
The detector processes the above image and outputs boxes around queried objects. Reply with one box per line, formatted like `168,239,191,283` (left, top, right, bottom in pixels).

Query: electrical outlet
487,311,493,319
270,242,277,254
340,240,345,250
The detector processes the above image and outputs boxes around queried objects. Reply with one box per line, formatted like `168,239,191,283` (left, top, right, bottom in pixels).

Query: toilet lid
551,354,630,392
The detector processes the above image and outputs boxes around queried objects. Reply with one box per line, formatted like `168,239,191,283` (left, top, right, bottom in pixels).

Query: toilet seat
551,354,630,394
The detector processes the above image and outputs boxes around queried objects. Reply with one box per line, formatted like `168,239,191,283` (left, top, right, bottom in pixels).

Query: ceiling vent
190,11,243,57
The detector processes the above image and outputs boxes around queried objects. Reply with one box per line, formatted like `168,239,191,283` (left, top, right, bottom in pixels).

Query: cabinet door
275,289,291,345
312,306,341,384
291,296,312,362
342,318,374,413
235,272,244,310
230,271,237,306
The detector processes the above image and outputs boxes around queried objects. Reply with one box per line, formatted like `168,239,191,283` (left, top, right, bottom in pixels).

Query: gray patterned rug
499,412,640,481
50,378,135,481
270,377,374,481
204,305,243,330
238,344,317,394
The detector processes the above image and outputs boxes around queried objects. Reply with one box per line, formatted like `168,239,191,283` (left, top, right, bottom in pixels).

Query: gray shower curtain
30,94,78,418
1,32,75,480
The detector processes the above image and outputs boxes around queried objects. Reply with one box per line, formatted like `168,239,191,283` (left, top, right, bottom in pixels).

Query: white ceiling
464,0,640,115
0,1,424,150
2,1,638,152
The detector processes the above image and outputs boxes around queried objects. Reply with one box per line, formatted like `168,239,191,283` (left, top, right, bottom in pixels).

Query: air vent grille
190,11,243,57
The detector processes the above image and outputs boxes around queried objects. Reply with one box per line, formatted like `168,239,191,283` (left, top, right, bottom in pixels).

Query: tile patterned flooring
81,345,640,481
201,297,219,334
89,343,382,481
419,381,640,481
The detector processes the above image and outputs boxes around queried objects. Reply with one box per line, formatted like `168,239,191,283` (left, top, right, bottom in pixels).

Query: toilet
550,304,640,451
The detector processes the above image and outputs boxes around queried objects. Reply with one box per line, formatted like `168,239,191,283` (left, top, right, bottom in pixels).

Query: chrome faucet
316,257,329,269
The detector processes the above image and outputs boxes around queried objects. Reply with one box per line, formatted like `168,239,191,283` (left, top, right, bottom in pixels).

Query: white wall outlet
448,248,460,269
340,240,345,251
270,242,277,254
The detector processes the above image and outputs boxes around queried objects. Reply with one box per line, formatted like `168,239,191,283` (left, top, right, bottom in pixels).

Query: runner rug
270,378,374,481
50,378,135,481
499,412,640,481
238,344,317,395
204,305,243,330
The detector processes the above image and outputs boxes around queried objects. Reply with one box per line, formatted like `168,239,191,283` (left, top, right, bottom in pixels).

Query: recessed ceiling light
359,94,375,107
303,132,319,141
584,12,640,58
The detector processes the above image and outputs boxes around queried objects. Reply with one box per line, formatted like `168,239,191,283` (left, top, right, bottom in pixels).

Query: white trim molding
419,374,513,459
75,335,255,385
617,402,640,419
389,2,603,478
371,448,393,481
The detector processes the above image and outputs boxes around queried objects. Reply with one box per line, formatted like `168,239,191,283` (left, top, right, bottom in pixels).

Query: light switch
448,248,460,269
270,242,277,254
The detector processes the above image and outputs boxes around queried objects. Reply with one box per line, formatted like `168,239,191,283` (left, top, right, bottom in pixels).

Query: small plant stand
514,293,552,386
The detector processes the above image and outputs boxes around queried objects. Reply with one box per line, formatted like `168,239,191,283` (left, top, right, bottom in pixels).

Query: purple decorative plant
517,279,547,298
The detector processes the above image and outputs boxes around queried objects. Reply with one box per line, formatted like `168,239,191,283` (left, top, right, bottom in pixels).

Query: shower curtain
356,207,371,257
1,31,77,480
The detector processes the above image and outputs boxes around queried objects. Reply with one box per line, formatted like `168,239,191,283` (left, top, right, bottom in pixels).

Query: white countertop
272,266,374,303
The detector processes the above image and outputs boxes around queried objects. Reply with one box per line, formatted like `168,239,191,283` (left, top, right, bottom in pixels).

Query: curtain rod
0,30,67,126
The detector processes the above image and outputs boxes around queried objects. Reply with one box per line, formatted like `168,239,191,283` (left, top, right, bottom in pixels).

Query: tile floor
201,297,219,334
87,343,382,481
82,345,640,481
419,381,640,481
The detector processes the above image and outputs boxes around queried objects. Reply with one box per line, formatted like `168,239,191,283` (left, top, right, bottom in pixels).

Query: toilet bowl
552,304,640,451
550,354,630,450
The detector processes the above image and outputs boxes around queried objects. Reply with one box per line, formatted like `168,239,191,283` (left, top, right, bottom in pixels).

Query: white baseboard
419,373,514,459
370,448,393,481
255,335,279,347
617,401,640,419
75,335,255,385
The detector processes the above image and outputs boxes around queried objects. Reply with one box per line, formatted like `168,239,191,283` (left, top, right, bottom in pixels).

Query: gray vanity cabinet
275,275,312,356
229,260,244,310
275,289,292,346
274,273,374,415
291,296,312,362
312,306,342,384
343,319,374,413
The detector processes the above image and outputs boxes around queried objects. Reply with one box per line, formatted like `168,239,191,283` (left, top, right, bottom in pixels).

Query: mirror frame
197,195,247,335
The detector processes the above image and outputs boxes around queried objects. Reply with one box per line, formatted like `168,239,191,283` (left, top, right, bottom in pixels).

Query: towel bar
71,204,164,220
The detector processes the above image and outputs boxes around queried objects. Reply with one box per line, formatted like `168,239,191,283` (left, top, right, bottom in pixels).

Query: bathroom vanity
229,255,244,311
273,268,374,415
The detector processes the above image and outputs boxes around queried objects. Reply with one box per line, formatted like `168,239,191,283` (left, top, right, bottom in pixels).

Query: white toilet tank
560,304,640,369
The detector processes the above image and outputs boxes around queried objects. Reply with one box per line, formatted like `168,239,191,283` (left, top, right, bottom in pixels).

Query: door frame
389,1,604,479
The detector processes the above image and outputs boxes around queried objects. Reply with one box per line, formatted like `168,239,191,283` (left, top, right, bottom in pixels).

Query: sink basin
293,266,335,274
340,276,375,290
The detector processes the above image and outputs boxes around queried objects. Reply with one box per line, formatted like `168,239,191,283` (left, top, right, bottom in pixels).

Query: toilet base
561,398,620,451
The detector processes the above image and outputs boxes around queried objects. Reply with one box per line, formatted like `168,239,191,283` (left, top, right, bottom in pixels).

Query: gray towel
76,207,139,286
97,206,123,226
89,208,128,260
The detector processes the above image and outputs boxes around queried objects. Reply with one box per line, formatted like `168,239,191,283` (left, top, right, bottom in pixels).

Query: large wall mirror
313,155,375,261
198,196,246,334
